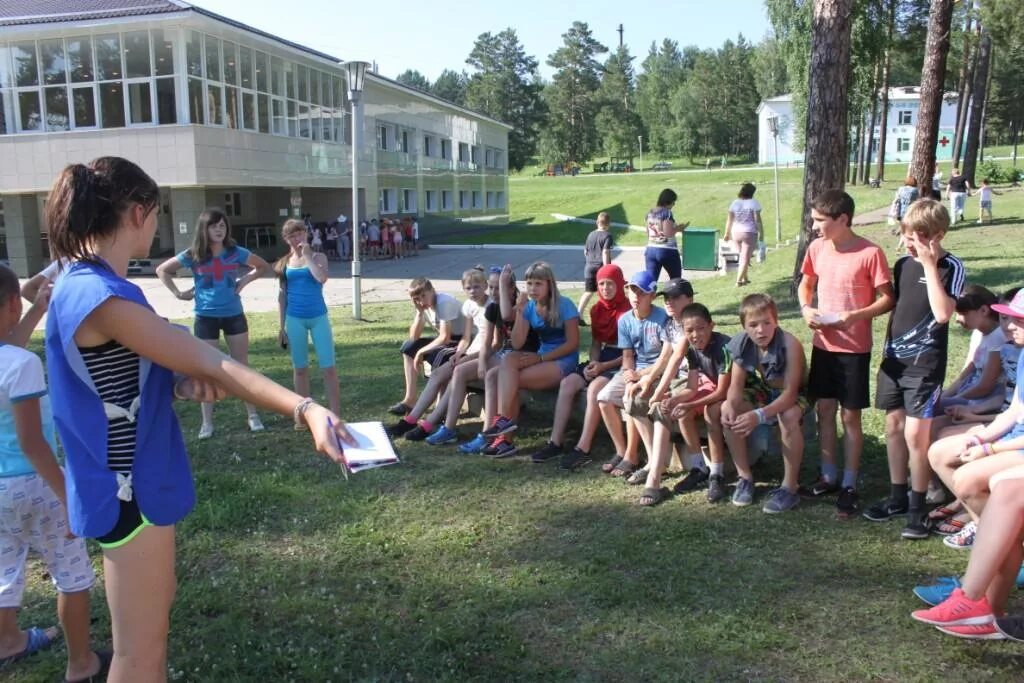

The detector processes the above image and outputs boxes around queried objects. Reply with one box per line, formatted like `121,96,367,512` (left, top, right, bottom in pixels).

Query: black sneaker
836,487,861,518
559,447,592,471
995,615,1024,642
901,511,930,540
531,441,563,463
862,496,908,522
706,474,727,503
483,434,518,458
387,402,411,416
387,419,417,438
404,424,430,441
800,476,841,498
673,467,710,494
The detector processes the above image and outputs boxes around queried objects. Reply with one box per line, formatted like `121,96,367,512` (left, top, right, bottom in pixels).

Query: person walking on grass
44,157,355,683
156,209,271,440
724,183,763,287
577,212,614,324
643,189,689,283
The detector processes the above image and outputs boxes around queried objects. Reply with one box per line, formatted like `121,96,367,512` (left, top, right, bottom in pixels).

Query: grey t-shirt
584,230,614,268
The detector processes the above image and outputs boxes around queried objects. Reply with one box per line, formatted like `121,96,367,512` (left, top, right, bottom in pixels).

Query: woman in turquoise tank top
275,219,341,416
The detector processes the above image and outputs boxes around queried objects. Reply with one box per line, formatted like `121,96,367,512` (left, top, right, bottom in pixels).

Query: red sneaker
912,588,994,626
936,623,1004,640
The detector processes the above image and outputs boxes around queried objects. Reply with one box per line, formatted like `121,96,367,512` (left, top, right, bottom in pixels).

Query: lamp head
767,115,779,136
342,60,370,95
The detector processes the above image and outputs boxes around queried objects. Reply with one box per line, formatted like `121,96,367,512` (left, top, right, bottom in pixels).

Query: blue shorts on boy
0,345,94,607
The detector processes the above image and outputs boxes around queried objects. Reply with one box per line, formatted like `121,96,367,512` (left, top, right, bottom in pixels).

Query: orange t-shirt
800,236,891,354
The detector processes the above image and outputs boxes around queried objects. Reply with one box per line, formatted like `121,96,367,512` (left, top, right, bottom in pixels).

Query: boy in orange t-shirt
798,190,895,517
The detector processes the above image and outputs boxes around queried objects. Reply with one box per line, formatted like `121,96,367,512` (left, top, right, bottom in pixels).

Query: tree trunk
910,0,955,199
862,60,881,184
962,31,992,185
792,0,854,295
979,49,994,164
850,118,862,185
875,0,896,182
951,9,975,168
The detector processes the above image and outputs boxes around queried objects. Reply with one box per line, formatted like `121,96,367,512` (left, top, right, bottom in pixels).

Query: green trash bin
682,228,719,271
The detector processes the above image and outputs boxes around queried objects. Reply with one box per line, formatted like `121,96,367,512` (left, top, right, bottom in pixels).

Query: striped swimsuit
79,340,139,484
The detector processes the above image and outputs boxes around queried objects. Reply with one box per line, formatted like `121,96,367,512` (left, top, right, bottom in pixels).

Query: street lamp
638,135,643,173
766,115,782,244
343,60,370,320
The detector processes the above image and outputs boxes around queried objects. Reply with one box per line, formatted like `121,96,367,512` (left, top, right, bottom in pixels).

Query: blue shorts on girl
524,296,580,376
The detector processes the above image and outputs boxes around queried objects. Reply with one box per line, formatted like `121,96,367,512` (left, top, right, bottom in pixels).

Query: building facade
757,87,961,168
0,1,510,276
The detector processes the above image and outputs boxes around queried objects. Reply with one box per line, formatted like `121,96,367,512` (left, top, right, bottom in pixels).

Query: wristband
173,379,189,401
983,443,995,456
293,397,315,426
754,408,767,424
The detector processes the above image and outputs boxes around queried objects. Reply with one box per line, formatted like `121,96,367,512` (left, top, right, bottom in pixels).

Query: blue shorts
547,352,579,378
285,313,335,369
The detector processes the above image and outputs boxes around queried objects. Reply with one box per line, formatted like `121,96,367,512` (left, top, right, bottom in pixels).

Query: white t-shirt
424,292,465,337
0,346,57,477
412,221,419,239
463,297,491,354
979,186,993,202
967,326,1007,371
729,198,762,235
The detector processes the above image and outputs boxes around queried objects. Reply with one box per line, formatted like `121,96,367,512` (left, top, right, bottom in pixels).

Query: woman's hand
958,444,987,463
303,403,357,464
278,329,288,349
174,377,228,403
582,361,599,380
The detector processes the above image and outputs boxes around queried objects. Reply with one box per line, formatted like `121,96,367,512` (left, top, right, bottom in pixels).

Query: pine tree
594,46,644,163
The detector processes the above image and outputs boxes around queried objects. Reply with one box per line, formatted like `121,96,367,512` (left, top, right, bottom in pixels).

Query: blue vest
45,261,195,538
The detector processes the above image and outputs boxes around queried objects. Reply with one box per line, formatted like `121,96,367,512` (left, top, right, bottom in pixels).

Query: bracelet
754,408,767,424
173,379,189,400
983,443,995,456
293,397,315,426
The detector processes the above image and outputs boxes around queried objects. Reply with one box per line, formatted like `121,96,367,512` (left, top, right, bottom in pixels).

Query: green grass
10,191,1024,681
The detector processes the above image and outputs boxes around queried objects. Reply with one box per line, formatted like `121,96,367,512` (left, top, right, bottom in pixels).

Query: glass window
188,77,204,124
298,103,310,138
284,61,295,100
153,29,174,77
223,41,238,86
270,57,283,96
127,81,152,124
67,37,94,82
44,86,69,131
72,86,96,127
257,93,270,133
321,112,332,141
155,78,176,124
95,35,121,80
123,31,150,79
14,42,39,87
287,100,296,136
206,83,223,124
186,31,202,77
40,40,67,85
99,82,125,128
255,52,268,92
332,76,344,109
272,98,285,134
204,35,221,82
242,91,255,130
297,65,308,102
225,85,239,128
311,70,321,106
0,92,8,134
18,91,42,130
0,45,12,88
239,47,252,89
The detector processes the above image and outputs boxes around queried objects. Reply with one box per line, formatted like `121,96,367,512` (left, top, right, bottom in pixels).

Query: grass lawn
10,193,1024,681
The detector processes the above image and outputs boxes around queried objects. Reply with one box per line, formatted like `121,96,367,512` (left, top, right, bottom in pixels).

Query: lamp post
343,60,370,320
766,115,782,244
637,135,643,173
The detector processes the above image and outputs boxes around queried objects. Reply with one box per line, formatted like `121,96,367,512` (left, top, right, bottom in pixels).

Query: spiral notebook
340,421,400,474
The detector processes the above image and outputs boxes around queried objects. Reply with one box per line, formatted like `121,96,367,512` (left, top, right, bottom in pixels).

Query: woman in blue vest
43,157,354,681
274,219,341,417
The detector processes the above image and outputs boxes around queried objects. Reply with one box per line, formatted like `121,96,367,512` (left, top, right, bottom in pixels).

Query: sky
190,0,773,81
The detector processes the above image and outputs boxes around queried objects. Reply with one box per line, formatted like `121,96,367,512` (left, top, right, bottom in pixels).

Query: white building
757,87,961,168
0,1,511,277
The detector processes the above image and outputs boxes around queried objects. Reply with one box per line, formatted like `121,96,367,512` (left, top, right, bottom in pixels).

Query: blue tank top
285,265,328,318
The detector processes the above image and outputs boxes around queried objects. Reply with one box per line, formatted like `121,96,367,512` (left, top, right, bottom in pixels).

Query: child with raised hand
156,208,271,439
722,293,809,513
275,219,342,417
42,157,355,682
640,302,732,506
389,277,465,418
531,264,630,469
865,199,965,540
577,212,614,323
0,265,109,683
481,262,580,458
798,189,893,518
392,268,490,441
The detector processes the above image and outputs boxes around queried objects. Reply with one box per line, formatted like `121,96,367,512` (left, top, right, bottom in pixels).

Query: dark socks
891,483,909,503
908,489,927,512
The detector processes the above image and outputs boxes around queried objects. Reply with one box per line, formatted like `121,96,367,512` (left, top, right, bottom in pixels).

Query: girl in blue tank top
275,219,341,416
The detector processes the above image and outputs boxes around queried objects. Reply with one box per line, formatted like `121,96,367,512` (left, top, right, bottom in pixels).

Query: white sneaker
247,415,265,432
198,423,214,440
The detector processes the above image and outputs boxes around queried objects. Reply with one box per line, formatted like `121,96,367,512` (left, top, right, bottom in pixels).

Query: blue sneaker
913,576,960,606
762,487,800,514
732,478,755,507
426,425,459,446
458,433,489,454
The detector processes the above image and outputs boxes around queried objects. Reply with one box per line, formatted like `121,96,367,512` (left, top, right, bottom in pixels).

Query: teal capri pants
285,313,336,369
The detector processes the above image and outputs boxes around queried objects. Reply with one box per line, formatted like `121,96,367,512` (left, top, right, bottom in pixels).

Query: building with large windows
0,1,510,276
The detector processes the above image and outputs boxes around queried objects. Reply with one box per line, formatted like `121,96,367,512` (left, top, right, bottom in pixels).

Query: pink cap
991,289,1024,319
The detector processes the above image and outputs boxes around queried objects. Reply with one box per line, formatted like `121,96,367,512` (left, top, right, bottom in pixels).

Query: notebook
338,421,400,474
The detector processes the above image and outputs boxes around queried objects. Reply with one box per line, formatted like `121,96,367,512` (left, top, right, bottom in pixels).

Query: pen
327,416,349,480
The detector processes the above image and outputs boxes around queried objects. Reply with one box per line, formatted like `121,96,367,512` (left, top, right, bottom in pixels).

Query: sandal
933,517,966,536
601,454,624,474
65,650,113,683
626,466,650,486
638,486,671,507
927,504,961,522
0,626,57,669
611,460,638,478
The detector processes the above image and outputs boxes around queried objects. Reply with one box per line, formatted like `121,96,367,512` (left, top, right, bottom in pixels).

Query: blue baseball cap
626,271,657,294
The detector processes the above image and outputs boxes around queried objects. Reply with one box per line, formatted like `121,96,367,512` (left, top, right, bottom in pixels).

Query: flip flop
0,626,57,669
927,505,960,522
65,650,114,683
638,486,671,507
611,460,638,478
601,455,624,474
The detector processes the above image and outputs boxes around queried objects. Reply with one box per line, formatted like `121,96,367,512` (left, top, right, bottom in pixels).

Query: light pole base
351,260,362,320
